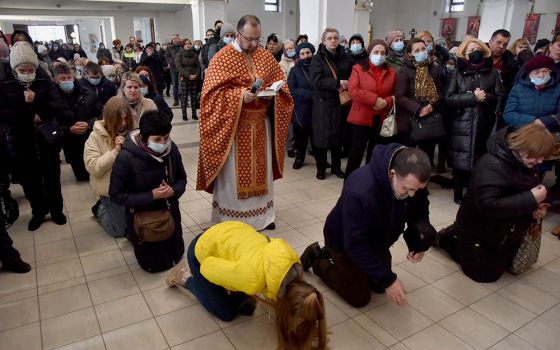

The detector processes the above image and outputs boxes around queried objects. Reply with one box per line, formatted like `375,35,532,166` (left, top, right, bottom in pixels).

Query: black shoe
182,114,188,121
192,114,198,120
166,92,170,97
331,168,345,179
434,225,455,248
316,171,326,180
287,150,296,158
2,252,31,273
28,215,46,231
91,200,101,217
238,297,257,316
265,222,276,230
300,242,322,271
51,212,67,225
326,161,331,168
173,100,179,107
293,159,303,169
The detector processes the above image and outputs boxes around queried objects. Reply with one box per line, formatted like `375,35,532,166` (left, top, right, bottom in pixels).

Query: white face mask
140,86,149,96
16,71,36,83
147,140,171,154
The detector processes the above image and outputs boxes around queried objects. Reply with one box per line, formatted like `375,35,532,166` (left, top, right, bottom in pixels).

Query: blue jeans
184,235,251,321
97,196,126,237
171,70,179,100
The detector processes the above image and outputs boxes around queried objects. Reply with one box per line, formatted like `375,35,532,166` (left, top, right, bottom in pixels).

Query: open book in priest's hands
257,80,285,97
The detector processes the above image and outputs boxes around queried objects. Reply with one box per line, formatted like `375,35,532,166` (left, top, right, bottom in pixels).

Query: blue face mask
88,77,102,86
413,51,428,63
147,140,171,154
350,43,363,55
391,41,404,52
223,37,234,44
530,74,551,86
59,80,74,92
370,54,386,66
426,45,433,53
286,50,296,58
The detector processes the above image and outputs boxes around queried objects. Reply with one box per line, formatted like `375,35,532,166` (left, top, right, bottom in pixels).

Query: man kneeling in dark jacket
300,144,436,307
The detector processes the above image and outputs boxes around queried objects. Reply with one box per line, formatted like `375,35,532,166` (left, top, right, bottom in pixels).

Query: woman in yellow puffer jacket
166,221,328,350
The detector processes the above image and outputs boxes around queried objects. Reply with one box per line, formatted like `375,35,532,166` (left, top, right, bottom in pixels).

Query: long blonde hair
274,279,327,350
102,96,134,147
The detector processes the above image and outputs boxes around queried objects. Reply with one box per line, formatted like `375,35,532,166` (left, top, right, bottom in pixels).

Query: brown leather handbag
325,57,352,106
131,156,175,242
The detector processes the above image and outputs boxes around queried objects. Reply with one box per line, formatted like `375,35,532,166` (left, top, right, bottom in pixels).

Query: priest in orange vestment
196,15,294,230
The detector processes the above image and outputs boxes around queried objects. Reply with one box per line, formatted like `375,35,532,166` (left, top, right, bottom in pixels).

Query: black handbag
37,120,65,144
409,112,445,143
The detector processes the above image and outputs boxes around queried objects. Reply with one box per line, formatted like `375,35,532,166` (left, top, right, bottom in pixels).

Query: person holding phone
434,123,554,282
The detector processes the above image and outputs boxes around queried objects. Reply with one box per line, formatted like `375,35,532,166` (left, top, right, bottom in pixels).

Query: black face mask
300,57,312,66
468,50,484,64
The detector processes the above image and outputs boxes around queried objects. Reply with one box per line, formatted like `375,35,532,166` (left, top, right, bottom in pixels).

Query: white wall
225,0,299,41
370,0,560,44
0,8,193,47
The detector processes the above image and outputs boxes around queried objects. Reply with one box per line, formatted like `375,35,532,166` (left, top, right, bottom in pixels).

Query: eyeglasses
239,32,262,43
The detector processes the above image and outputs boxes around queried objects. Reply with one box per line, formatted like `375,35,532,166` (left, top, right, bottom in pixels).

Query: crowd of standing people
0,11,560,349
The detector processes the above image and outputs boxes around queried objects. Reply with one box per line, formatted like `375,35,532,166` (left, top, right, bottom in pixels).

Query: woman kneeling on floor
435,123,554,282
166,221,327,350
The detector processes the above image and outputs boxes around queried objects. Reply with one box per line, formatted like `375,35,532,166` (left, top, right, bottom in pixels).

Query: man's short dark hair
139,110,172,140
206,29,216,36
83,62,102,75
391,147,431,183
237,15,261,32
53,63,72,76
214,20,223,27
491,29,511,40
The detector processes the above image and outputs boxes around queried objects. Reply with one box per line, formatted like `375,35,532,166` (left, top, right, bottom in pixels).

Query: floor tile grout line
67,216,108,350
30,216,45,350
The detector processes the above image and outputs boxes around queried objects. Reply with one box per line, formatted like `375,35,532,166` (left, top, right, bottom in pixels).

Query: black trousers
37,134,64,215
293,123,312,163
11,133,49,218
345,116,393,178
312,238,392,307
314,145,341,172
62,133,90,181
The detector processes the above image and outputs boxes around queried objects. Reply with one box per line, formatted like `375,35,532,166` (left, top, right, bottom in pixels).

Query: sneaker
166,261,190,287
28,215,46,231
300,242,322,271
51,212,67,225
287,150,295,158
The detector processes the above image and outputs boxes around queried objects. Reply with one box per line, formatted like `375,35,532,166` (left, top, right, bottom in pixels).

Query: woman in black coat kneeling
435,123,553,283
109,110,187,272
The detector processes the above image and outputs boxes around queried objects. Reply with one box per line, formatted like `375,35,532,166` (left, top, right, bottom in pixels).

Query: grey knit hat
10,41,38,69
220,23,235,39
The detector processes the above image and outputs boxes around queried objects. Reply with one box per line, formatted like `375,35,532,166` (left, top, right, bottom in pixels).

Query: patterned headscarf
413,60,439,105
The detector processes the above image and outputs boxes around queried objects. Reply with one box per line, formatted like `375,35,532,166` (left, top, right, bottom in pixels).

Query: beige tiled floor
1,104,560,349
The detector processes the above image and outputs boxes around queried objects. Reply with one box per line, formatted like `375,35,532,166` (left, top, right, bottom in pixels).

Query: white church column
191,0,226,42
478,0,528,42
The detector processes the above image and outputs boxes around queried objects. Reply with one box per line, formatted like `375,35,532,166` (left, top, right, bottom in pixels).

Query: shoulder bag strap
324,57,338,80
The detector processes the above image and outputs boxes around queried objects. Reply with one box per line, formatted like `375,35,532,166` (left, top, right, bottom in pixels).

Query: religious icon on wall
441,18,457,42
466,16,480,37
522,14,540,45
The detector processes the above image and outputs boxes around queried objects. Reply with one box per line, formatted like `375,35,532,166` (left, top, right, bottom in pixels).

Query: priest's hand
243,90,256,104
